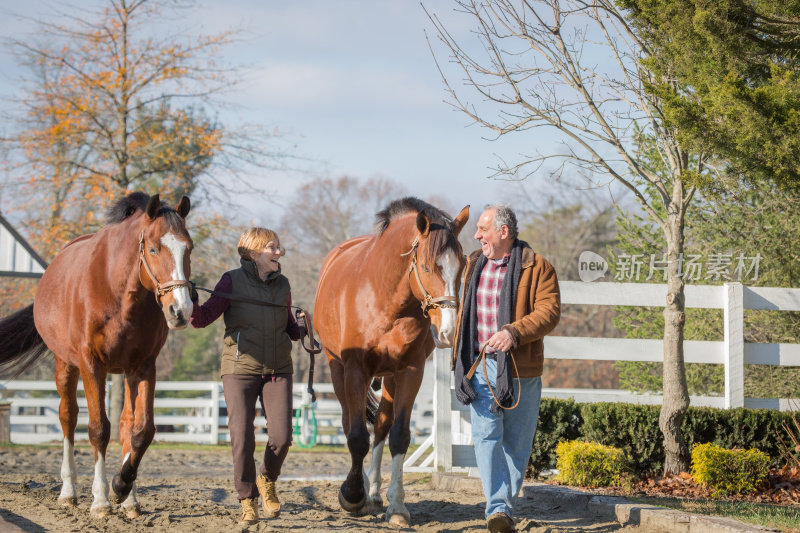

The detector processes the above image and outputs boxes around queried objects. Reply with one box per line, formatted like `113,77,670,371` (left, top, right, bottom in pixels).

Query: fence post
211,382,221,444
433,347,452,471
0,401,10,444
724,282,744,408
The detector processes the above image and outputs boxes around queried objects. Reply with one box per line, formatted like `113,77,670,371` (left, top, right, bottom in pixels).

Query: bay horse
0,192,193,518
313,197,469,526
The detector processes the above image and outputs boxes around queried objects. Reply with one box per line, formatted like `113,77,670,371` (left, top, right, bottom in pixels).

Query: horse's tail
365,384,380,426
0,305,49,379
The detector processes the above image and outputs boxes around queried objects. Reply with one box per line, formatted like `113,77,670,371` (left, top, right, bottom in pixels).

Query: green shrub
691,442,770,497
529,398,582,477
527,399,795,478
684,407,791,469
580,402,664,474
556,440,629,488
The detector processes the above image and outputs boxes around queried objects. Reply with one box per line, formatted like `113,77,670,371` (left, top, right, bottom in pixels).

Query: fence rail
0,380,433,446
3,281,798,474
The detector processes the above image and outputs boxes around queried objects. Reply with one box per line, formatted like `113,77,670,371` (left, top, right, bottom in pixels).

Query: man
453,204,561,533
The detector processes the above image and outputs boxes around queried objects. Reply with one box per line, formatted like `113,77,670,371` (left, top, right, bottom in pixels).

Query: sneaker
239,497,259,526
487,511,515,533
256,474,281,518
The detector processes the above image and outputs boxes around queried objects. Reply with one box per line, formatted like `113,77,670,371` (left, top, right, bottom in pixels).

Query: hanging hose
293,389,317,448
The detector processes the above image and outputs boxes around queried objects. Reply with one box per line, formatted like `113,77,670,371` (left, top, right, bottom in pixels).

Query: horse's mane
106,192,184,229
375,197,460,263
375,197,453,234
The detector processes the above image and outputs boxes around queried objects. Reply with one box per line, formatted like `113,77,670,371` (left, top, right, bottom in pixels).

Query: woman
191,227,306,526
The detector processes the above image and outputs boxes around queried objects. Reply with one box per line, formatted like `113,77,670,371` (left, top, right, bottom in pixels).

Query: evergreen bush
580,402,664,474
556,440,629,487
528,399,795,475
529,398,582,477
691,442,770,496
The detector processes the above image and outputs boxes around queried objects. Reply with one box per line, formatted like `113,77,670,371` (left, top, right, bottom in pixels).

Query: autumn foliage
2,0,230,267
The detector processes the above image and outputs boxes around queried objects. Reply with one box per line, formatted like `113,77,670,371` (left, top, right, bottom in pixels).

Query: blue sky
0,0,580,226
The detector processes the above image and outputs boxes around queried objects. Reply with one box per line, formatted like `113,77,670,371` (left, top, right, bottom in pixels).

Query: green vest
220,259,293,376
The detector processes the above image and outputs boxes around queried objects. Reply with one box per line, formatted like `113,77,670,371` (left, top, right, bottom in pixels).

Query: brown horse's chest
90,312,167,369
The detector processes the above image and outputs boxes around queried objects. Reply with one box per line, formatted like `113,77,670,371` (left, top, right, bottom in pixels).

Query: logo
579,251,608,282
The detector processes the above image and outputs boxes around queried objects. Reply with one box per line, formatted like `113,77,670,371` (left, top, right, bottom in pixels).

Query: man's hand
486,329,514,353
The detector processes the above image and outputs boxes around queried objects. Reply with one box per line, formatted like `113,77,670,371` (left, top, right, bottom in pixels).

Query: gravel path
0,443,644,532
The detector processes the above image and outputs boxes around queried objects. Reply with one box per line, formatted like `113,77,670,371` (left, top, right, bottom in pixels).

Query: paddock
0,444,639,532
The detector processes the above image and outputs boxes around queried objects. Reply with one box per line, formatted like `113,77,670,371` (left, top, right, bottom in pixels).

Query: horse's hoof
90,504,112,519
57,496,77,507
387,512,411,527
338,488,366,513
122,503,141,519
365,496,384,513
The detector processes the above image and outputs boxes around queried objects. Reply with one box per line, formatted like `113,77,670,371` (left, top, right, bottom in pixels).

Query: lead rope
294,309,318,404
465,344,522,410
192,283,321,403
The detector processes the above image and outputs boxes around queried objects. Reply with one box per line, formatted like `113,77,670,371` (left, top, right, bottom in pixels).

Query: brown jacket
451,244,561,378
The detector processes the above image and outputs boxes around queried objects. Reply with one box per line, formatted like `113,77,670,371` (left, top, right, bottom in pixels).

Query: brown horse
313,198,469,525
0,192,193,518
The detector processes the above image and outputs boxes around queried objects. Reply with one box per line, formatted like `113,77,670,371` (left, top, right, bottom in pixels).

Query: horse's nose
169,304,184,322
438,330,453,347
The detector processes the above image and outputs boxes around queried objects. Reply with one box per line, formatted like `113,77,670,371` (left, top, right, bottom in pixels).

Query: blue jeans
469,357,542,519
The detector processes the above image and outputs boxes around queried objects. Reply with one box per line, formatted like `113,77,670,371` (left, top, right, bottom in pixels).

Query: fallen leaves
559,466,800,505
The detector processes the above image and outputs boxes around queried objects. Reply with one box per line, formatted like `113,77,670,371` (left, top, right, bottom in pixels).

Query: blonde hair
238,227,280,260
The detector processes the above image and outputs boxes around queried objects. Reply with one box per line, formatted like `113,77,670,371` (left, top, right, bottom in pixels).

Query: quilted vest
220,259,293,376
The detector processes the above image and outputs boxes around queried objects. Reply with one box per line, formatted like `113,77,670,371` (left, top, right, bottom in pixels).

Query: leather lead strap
465,345,522,410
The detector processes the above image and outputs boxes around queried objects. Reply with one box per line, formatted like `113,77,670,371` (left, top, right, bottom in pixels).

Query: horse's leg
78,358,112,518
329,357,349,433
384,364,425,526
337,360,371,513
112,359,156,514
55,358,79,507
114,374,139,517
366,377,396,511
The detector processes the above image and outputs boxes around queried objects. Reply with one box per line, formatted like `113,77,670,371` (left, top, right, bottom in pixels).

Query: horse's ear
415,211,431,237
146,194,161,220
176,196,191,218
452,205,470,236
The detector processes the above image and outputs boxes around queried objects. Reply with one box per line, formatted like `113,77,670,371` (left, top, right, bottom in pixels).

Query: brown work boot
487,512,515,533
239,497,258,526
256,474,281,518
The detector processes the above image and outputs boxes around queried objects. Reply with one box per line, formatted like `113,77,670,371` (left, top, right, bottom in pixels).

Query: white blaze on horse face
161,232,193,325
431,248,459,348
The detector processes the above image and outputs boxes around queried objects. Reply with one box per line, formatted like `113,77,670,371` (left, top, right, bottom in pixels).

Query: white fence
3,281,798,474
0,380,434,446
410,281,800,474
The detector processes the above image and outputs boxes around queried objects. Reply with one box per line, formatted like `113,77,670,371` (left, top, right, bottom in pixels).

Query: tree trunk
109,374,124,443
660,179,691,474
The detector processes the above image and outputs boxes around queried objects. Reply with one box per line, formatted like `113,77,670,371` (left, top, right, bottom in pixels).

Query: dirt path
0,444,642,532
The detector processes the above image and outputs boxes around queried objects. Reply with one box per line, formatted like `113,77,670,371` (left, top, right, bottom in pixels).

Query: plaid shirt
475,254,510,352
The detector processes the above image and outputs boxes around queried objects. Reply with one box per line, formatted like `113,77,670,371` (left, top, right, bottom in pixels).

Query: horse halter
401,235,459,318
138,231,192,305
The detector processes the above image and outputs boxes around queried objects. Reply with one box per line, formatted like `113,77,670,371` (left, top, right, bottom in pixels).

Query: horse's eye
421,265,430,273
149,247,158,256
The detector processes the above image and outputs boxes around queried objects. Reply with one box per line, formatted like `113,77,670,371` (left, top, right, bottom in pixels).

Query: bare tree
427,0,717,473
